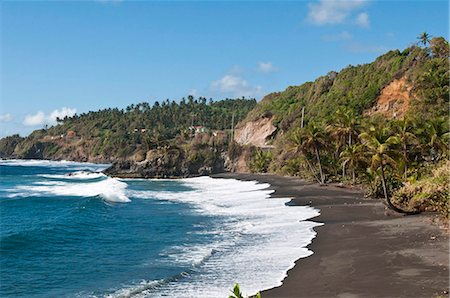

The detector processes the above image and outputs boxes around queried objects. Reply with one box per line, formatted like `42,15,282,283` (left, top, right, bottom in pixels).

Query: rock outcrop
234,115,276,148
366,77,413,119
104,148,226,178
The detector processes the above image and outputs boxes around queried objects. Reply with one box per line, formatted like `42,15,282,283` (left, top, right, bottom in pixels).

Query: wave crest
12,174,130,203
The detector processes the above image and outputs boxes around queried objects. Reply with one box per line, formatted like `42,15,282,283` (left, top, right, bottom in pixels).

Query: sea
0,159,321,298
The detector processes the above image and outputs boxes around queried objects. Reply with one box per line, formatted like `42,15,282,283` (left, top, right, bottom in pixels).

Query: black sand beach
213,173,449,298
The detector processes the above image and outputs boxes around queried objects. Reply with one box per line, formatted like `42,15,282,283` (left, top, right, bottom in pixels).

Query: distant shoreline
212,172,449,298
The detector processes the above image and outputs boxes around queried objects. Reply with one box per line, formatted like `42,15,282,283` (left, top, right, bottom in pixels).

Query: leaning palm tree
339,144,366,184
359,127,415,214
417,32,432,47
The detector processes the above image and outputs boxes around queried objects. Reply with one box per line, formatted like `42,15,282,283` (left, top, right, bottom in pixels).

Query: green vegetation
2,97,256,162
245,38,447,128
0,134,24,158
1,34,448,216
243,35,449,216
249,149,272,173
393,161,449,217
229,283,261,298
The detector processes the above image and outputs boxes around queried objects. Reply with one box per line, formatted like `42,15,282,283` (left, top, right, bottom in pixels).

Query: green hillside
245,38,448,132
1,97,256,161
238,37,449,216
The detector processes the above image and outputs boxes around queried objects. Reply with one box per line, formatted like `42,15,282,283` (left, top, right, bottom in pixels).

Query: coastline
212,173,449,298
2,159,448,296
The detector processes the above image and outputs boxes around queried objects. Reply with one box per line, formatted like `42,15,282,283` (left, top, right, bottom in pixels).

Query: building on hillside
189,125,208,134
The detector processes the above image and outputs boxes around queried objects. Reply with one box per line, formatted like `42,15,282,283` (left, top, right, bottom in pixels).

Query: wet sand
212,173,449,298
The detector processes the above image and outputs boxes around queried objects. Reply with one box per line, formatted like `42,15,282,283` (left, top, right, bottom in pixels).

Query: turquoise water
0,160,321,297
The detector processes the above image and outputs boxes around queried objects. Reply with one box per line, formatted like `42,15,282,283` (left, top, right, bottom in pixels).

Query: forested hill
240,37,449,133
0,97,256,162
232,36,449,216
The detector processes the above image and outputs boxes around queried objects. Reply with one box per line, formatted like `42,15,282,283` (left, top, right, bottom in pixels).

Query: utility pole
231,112,235,142
301,107,305,128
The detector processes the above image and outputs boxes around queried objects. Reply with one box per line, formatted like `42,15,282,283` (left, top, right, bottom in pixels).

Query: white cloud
23,107,76,127
23,111,46,126
322,31,353,41
0,113,13,122
258,62,278,73
355,12,370,28
307,0,369,26
211,74,262,98
188,89,198,97
49,107,76,123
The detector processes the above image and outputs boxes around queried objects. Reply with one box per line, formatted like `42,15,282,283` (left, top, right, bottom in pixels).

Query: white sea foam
0,159,109,171
115,176,321,298
11,175,129,203
39,171,106,180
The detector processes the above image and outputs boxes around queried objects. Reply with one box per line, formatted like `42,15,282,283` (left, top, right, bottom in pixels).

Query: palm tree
359,128,414,214
290,124,328,184
339,144,366,184
327,108,360,179
417,32,432,47
289,128,321,184
426,117,450,160
329,108,360,147
389,118,418,179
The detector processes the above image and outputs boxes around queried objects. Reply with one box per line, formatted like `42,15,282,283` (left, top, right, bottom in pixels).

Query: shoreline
3,159,448,296
212,172,449,298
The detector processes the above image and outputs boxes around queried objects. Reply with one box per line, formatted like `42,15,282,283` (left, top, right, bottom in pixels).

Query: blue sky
0,0,448,137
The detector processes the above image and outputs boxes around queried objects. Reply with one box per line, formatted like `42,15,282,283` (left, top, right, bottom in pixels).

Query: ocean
0,160,321,298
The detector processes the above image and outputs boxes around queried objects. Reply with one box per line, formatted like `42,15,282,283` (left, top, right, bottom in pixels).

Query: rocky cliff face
234,114,276,148
104,148,226,178
365,76,413,119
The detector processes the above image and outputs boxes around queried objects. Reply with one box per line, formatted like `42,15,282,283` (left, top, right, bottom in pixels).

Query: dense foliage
245,42,448,131
246,36,449,216
4,97,256,161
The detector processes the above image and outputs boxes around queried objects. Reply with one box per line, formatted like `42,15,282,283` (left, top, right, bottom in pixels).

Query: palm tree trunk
314,146,325,184
380,159,417,214
403,142,408,179
352,168,355,185
304,156,321,184
342,163,346,180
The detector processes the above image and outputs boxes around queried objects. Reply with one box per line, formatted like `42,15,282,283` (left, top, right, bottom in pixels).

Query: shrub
249,149,272,173
392,161,449,217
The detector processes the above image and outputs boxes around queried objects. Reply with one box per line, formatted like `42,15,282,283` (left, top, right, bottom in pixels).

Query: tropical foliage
229,283,261,298
245,35,449,216
2,97,257,161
